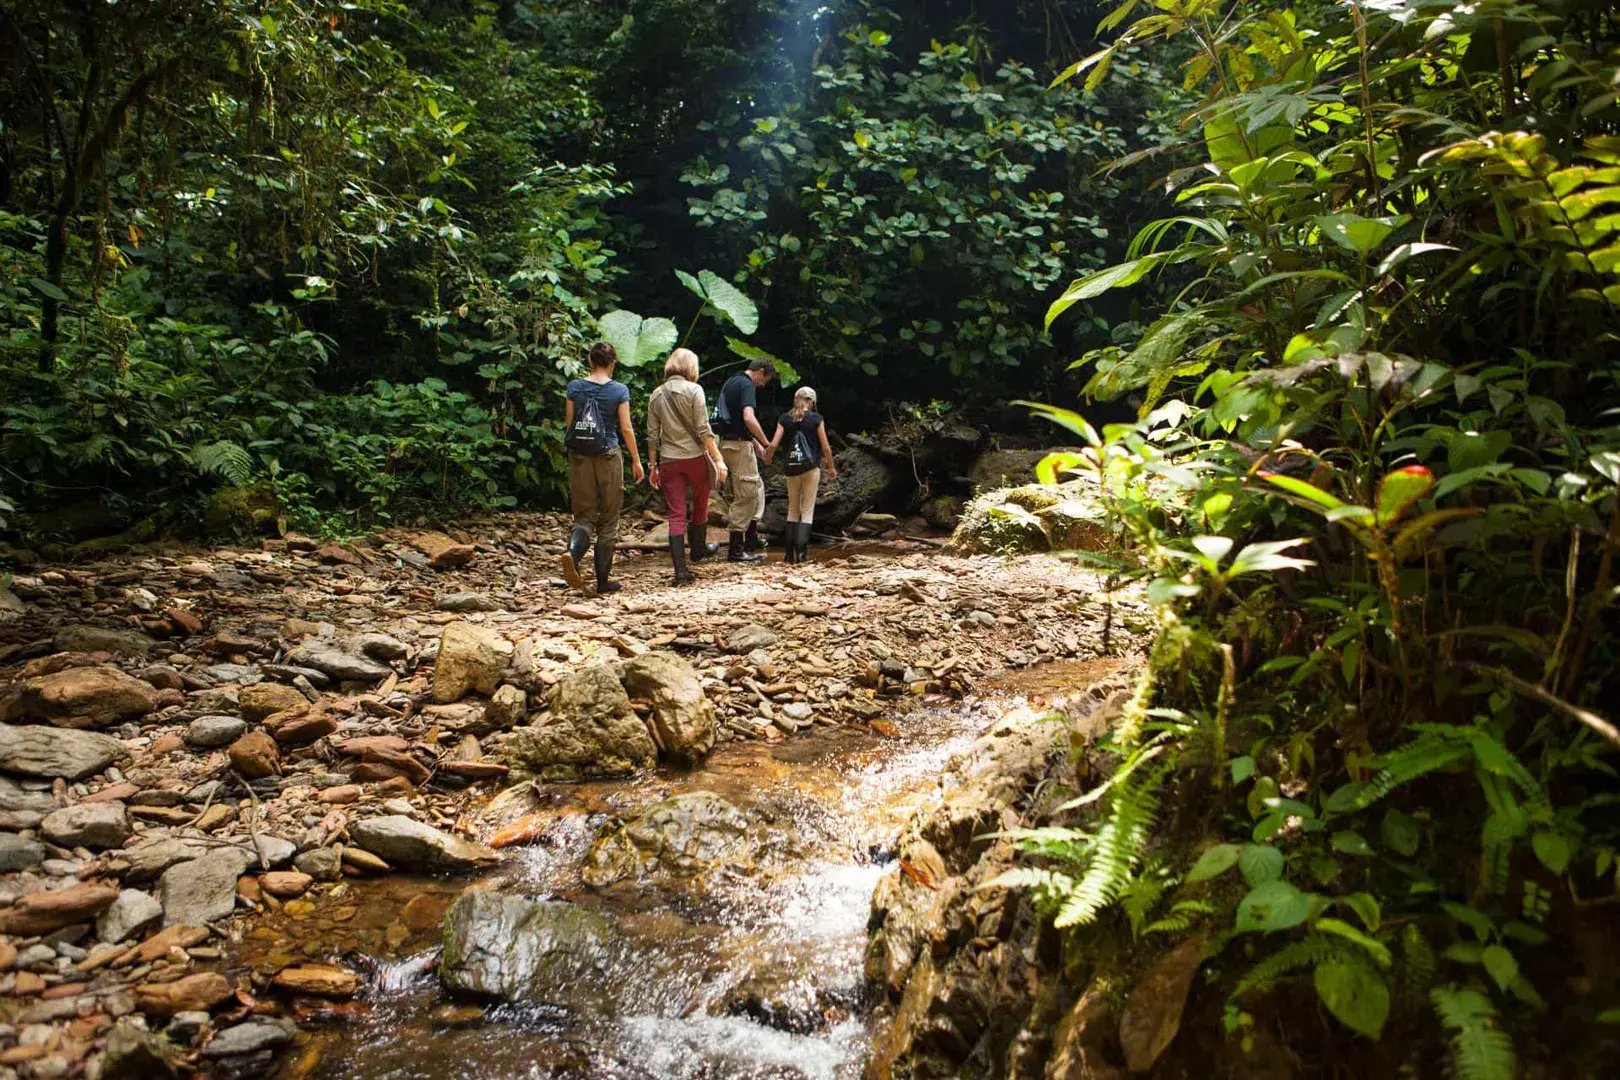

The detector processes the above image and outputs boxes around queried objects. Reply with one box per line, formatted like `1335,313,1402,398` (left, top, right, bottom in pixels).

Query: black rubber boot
669,536,695,585
782,524,799,564
594,543,621,594
561,525,592,596
689,527,719,563
797,522,813,562
744,521,765,553
728,531,762,563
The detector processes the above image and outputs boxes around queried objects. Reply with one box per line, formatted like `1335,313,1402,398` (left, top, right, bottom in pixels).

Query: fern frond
1144,899,1214,936
1120,871,1169,938
1056,734,1169,810
190,440,255,486
1431,986,1517,1080
1356,732,1471,807
1053,760,1170,928
1233,933,1346,998
1399,924,1436,1006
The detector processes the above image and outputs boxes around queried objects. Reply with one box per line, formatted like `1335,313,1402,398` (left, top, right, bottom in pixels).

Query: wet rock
186,715,248,748
0,665,157,728
0,833,46,871
348,815,498,873
440,890,625,1006
41,801,130,849
0,882,118,934
159,848,255,925
137,972,234,1016
203,1017,297,1058
53,625,155,656
272,963,361,998
582,791,754,887
502,665,655,781
284,640,391,683
238,683,307,722
724,623,779,653
433,622,514,703
259,871,312,898
619,651,715,765
97,888,163,944
227,730,280,778
293,847,341,882
100,1021,179,1080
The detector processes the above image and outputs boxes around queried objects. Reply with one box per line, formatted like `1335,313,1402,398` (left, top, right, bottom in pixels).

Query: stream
237,672,1069,1080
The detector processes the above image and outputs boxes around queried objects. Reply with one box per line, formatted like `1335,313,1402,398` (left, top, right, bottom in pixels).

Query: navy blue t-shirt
566,378,630,451
717,374,758,440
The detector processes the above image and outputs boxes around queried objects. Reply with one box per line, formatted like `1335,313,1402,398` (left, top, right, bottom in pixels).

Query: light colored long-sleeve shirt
647,376,714,463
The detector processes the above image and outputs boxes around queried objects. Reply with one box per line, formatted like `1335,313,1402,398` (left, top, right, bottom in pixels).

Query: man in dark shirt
716,359,776,562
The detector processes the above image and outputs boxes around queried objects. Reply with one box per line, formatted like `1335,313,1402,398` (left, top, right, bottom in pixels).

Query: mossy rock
202,484,280,536
948,480,1112,556
968,447,1081,494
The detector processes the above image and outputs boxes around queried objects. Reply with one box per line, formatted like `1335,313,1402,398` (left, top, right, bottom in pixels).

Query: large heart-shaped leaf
597,310,678,369
1314,956,1390,1038
725,337,798,386
1235,880,1310,933
677,269,759,335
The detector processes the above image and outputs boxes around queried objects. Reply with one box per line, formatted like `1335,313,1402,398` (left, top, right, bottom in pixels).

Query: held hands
754,441,768,461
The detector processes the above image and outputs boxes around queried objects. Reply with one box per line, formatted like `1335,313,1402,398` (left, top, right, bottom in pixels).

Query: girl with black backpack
764,386,837,563
561,342,645,596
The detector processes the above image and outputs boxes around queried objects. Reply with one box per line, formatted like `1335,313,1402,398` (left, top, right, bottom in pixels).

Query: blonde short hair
664,348,699,381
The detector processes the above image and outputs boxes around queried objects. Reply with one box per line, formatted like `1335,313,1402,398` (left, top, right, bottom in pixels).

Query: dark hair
588,342,618,370
746,358,777,380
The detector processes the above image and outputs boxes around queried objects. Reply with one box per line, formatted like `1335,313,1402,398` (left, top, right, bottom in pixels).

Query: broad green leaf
724,338,798,386
1228,538,1313,576
1185,843,1241,884
1376,241,1457,275
676,269,760,335
1375,466,1435,527
1045,256,1163,328
1235,880,1311,933
1261,472,1347,514
1036,451,1089,486
1380,809,1421,857
1531,829,1572,874
597,310,679,369
1017,401,1101,446
1314,213,1402,256
1482,945,1519,992
28,276,67,302
1314,957,1390,1038
1315,917,1392,967
1342,892,1383,932
1331,830,1374,857
1239,843,1284,886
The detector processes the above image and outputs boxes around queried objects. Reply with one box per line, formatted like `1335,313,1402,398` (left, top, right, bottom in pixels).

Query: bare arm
742,405,769,447
765,421,784,463
564,398,575,429
818,424,837,479
617,400,644,483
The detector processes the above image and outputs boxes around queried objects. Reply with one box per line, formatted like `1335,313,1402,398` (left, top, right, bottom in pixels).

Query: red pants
660,455,710,537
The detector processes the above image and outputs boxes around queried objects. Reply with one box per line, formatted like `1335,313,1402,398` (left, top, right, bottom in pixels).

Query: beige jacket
647,376,714,462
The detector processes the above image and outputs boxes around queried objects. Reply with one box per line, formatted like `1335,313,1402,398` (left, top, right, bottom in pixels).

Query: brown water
248,661,1112,1080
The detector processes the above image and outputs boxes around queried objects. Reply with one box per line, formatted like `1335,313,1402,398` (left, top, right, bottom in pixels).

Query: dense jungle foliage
999,0,1620,1076
0,0,1167,538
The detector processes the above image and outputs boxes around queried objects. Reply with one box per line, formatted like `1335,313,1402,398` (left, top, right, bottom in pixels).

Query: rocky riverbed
0,513,1145,1079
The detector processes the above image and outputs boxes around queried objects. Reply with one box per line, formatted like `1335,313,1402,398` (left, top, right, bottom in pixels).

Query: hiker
764,386,837,563
713,357,776,562
647,348,729,586
561,342,644,596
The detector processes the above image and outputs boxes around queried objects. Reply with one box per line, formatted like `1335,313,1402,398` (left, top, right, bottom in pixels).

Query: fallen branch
1462,663,1620,750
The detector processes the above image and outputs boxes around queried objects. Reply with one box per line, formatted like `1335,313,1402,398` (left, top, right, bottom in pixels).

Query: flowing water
241,661,1109,1080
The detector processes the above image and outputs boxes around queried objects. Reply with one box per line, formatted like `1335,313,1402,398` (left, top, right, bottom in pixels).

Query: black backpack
709,381,733,428
784,422,819,475
566,387,611,454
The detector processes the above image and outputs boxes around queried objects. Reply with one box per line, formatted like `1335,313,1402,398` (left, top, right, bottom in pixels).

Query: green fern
1356,731,1472,807
190,440,255,486
1233,933,1347,998
1432,986,1517,1080
1144,899,1214,936
1399,924,1437,1006
1120,869,1169,938
1053,760,1171,928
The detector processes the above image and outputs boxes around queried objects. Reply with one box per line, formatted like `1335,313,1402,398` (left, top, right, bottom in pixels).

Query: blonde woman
646,348,729,585
765,386,836,563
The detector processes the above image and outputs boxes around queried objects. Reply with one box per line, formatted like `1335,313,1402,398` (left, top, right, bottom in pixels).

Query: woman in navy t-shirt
561,342,644,595
765,386,837,563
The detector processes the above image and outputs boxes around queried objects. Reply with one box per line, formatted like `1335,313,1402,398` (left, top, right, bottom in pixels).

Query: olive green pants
568,448,624,548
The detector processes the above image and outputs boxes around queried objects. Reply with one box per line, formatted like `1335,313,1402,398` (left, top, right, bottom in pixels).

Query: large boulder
440,890,627,1006
760,446,895,535
581,791,761,888
502,664,655,781
948,481,1112,556
0,664,157,728
42,801,131,849
0,722,124,779
348,815,498,873
968,447,1065,493
618,652,715,765
433,622,514,703
159,847,256,926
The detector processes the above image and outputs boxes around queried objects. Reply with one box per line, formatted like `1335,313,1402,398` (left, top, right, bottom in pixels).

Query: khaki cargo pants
720,439,765,531
568,448,624,548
